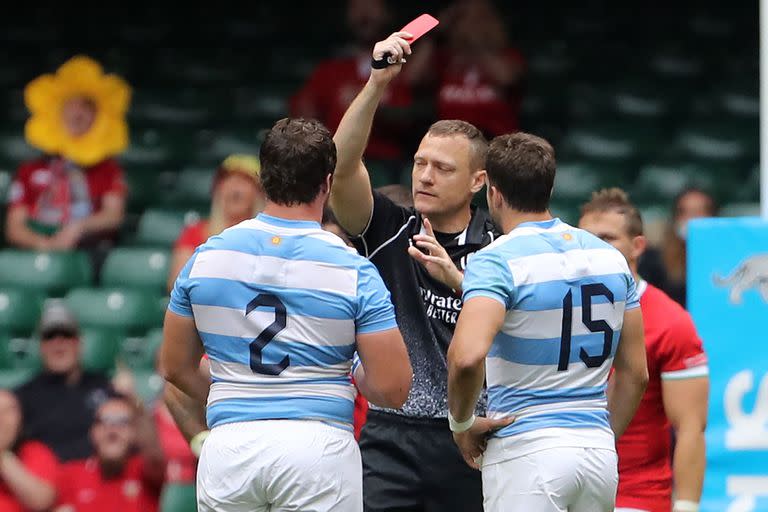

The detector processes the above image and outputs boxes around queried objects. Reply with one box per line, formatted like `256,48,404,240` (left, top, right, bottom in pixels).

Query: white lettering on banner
726,476,768,512
725,370,768,449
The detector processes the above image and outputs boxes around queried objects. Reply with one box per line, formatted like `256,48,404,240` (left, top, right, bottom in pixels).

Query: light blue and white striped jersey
462,218,639,456
169,213,397,431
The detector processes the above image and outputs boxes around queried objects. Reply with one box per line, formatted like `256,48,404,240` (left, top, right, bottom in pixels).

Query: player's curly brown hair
259,118,337,206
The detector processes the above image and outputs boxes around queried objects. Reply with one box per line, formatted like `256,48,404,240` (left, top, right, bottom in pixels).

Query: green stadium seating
633,161,735,203
134,209,203,247
721,202,760,217
672,121,758,162
65,288,164,335
0,250,91,296
560,121,662,163
164,167,215,209
0,368,36,389
160,483,197,512
0,288,44,336
101,248,171,293
80,328,121,373
119,328,163,371
132,369,164,404
0,334,40,374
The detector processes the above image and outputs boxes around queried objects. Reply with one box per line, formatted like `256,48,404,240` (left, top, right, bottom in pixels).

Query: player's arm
663,375,708,509
608,307,649,437
448,297,503,420
354,328,412,408
661,316,709,510
162,357,210,443
159,310,209,405
330,33,412,236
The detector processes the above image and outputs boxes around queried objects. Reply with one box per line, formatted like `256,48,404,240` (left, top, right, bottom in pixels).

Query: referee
330,33,507,511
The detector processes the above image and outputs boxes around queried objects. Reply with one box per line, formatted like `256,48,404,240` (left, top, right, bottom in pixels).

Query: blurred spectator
322,207,354,247
0,390,58,512
167,155,265,290
661,186,719,306
15,300,112,462
6,56,130,258
55,394,165,512
435,0,525,137
291,0,433,163
376,183,413,208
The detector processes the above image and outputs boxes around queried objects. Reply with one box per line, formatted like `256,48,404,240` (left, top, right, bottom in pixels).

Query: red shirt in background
8,157,126,230
616,282,709,512
0,441,58,512
57,456,163,512
174,220,208,251
154,404,196,484
291,54,414,160
436,49,525,137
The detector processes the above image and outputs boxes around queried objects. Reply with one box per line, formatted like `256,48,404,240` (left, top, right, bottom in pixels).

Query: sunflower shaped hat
24,56,132,167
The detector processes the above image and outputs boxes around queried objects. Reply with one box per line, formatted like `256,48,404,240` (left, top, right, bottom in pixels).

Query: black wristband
371,57,390,69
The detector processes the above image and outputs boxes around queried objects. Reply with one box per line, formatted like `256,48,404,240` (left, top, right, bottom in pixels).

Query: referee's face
412,134,481,219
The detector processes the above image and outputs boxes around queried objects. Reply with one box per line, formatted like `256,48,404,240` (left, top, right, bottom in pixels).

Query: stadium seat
0,288,44,336
0,250,91,296
553,161,626,204
672,121,758,162
119,328,163,371
721,202,760,217
101,248,171,293
132,369,164,404
560,121,661,163
160,483,197,512
633,161,734,203
164,167,215,209
0,368,36,389
80,328,121,373
0,335,40,370
65,288,164,335
134,209,203,247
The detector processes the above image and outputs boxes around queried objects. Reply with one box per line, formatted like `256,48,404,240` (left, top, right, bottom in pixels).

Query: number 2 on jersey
246,293,290,375
558,284,615,371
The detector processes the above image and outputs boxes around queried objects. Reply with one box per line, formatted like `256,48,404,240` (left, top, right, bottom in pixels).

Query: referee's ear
470,169,486,194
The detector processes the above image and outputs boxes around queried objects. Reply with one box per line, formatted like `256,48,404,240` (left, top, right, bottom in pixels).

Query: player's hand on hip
407,217,463,291
370,32,412,87
453,416,515,470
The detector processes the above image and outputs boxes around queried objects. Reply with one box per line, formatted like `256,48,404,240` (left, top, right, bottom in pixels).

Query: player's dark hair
427,120,488,170
486,132,556,213
580,187,644,237
260,118,337,206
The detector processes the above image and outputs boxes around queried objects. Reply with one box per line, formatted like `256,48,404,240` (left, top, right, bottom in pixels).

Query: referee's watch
448,411,476,433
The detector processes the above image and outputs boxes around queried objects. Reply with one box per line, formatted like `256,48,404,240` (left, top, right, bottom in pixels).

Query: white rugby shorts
197,419,362,512
482,443,618,512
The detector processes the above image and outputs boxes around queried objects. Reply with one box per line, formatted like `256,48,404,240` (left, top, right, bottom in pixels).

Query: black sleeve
352,190,413,258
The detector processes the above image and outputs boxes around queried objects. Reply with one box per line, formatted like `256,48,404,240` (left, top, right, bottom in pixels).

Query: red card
400,14,439,44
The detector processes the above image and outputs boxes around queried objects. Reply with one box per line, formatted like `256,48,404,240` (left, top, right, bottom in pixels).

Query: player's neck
499,210,553,234
262,201,323,224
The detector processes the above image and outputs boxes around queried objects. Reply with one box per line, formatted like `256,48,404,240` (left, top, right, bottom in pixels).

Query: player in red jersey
579,188,709,512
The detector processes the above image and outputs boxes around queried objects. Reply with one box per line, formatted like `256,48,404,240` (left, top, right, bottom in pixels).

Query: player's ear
631,235,647,261
470,169,486,194
322,173,333,195
488,184,503,210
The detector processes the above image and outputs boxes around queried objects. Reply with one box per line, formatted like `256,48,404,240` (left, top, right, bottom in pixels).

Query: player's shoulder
643,284,697,333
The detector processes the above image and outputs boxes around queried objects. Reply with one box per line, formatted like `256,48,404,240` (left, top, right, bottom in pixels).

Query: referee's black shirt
353,191,499,418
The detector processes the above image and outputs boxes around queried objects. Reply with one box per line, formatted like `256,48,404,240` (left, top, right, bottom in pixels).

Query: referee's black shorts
360,410,483,512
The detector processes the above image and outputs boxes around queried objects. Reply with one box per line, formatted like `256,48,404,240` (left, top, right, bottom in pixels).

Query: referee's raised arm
330,33,412,236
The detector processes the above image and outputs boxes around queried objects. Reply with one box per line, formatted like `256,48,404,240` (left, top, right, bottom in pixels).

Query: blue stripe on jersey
210,376,352,386
494,409,611,438
204,227,361,269
201,332,355,367
487,384,607,413
511,273,630,311
207,395,355,430
488,331,620,366
189,278,356,320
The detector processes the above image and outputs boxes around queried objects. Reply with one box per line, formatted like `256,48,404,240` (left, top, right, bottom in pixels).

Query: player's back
471,218,637,459
171,213,374,432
